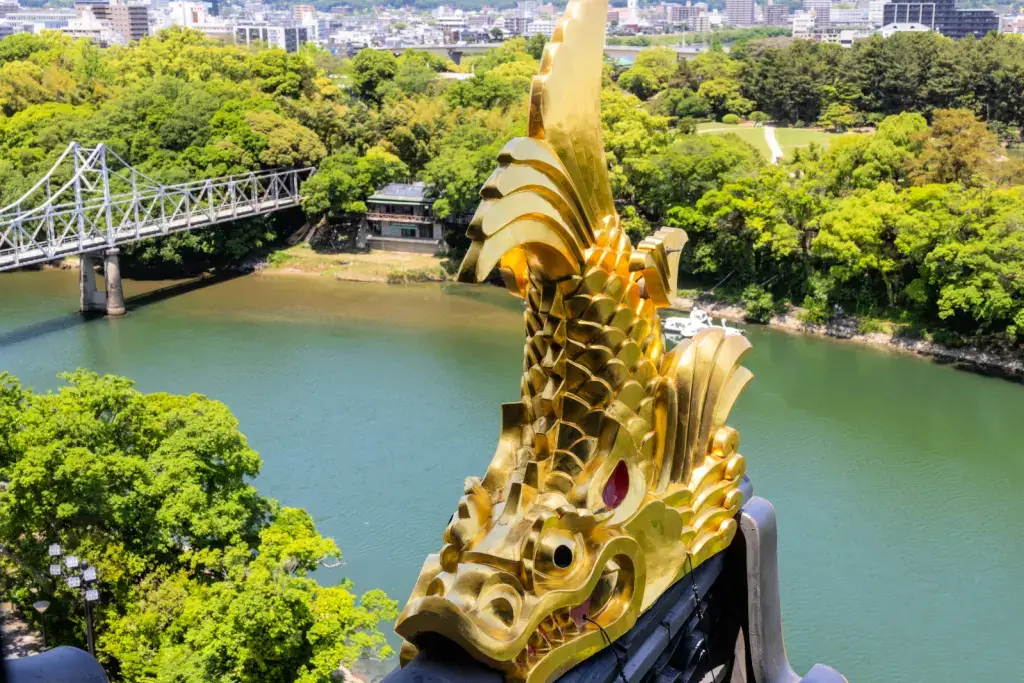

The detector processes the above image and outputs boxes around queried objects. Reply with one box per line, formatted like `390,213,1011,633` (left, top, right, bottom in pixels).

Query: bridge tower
79,249,125,316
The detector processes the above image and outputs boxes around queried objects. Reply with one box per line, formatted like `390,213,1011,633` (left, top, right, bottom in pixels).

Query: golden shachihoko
394,0,755,680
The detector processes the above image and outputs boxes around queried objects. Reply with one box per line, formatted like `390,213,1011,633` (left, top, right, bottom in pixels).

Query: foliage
617,47,678,100
721,113,740,124
742,284,776,323
0,29,1020,344
0,371,395,682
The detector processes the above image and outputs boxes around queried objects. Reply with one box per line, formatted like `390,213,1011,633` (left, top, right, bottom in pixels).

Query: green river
2,270,1022,682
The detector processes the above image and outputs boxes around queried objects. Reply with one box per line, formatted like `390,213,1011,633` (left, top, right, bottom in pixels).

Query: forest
0,28,1022,341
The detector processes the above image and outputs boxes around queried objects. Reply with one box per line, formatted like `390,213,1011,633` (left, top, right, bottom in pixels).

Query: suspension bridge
0,142,314,314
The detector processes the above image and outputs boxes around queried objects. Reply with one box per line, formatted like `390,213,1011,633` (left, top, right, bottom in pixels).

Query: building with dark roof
882,0,998,38
364,182,444,254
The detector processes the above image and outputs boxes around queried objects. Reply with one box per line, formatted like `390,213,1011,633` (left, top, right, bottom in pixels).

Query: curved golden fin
457,138,597,294
529,0,615,228
630,227,688,308
661,329,752,487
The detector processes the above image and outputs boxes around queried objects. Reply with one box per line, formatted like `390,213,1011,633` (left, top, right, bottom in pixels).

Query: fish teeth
541,615,564,644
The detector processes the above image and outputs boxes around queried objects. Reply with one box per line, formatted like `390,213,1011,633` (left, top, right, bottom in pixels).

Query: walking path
1,602,41,659
764,125,783,164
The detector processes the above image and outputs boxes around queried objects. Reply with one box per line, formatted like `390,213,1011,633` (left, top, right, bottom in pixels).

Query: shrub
796,295,832,326
386,266,448,284
266,250,294,267
742,284,775,323
856,318,887,335
749,111,769,124
722,113,740,125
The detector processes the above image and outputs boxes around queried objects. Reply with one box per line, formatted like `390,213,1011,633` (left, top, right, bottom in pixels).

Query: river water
1,270,1022,682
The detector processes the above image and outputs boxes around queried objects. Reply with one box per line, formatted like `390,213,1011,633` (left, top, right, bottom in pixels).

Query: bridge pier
104,249,125,316
79,249,125,316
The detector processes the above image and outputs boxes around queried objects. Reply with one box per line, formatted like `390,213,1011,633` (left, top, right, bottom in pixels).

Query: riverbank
252,244,450,283
669,294,1024,381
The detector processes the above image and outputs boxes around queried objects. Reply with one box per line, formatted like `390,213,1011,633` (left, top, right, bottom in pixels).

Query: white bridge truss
0,142,314,272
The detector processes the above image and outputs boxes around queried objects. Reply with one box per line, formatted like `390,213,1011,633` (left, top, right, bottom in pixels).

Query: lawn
773,128,838,161
697,123,845,162
695,122,772,161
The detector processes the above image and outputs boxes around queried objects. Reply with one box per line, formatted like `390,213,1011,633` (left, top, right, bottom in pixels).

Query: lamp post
46,542,101,657
32,600,50,650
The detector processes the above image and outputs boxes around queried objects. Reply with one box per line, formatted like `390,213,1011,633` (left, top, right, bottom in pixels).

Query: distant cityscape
0,0,1021,54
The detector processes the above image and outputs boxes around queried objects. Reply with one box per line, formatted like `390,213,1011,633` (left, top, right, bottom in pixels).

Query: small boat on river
663,309,745,341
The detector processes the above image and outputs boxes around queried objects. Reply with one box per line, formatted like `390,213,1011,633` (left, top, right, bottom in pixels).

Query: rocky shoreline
670,296,1024,382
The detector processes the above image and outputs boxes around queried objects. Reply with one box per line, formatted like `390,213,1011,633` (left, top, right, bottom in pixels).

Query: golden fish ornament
394,0,755,680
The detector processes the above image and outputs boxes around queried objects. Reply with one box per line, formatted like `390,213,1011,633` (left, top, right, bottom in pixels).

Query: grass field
773,128,838,160
697,122,843,162
695,122,773,160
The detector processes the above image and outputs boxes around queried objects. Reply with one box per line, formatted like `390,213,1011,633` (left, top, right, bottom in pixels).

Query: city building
1,9,76,33
868,0,887,26
0,2,21,17
527,17,556,35
75,0,149,42
235,22,311,52
165,0,212,29
764,1,790,26
802,0,830,27
882,0,999,38
292,3,316,24
792,8,816,36
830,7,869,26
725,0,754,25
1002,9,1024,33
65,4,120,44
664,1,710,30
878,20,931,35
364,183,444,254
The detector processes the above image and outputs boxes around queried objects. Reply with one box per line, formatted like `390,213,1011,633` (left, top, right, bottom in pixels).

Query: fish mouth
518,557,635,669
397,537,644,681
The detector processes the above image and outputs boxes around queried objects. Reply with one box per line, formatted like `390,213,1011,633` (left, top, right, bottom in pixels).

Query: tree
350,48,398,103
616,47,677,100
301,146,408,220
0,371,397,680
911,108,1000,187
812,183,907,308
526,33,548,59
816,102,859,132
627,134,762,220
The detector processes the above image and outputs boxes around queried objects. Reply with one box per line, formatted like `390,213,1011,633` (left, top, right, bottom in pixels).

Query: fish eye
553,544,573,569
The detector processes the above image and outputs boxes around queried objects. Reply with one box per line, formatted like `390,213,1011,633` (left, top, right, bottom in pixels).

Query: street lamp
32,600,50,650
46,543,101,657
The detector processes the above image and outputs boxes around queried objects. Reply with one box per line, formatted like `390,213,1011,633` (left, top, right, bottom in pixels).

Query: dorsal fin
529,0,615,230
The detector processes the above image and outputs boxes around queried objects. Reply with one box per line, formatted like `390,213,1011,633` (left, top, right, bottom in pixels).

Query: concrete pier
78,249,126,316
103,248,125,316
79,253,106,314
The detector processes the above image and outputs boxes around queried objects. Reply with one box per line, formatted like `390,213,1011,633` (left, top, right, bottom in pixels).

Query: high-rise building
882,0,998,38
802,0,830,27
292,4,316,24
725,0,754,25
764,1,790,26
72,0,148,42
868,0,887,26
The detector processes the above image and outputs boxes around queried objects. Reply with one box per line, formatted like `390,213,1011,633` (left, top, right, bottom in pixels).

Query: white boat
662,309,745,340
